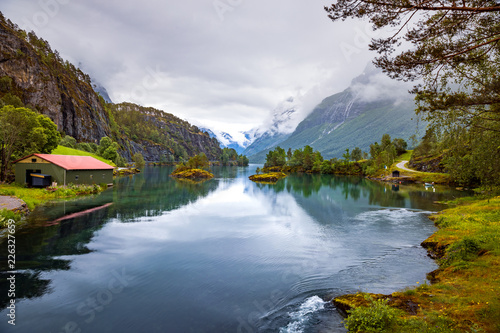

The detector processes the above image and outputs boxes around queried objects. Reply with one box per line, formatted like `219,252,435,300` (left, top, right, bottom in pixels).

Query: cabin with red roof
14,154,114,187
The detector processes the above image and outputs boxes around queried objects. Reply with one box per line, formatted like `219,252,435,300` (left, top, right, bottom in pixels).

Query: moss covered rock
248,172,287,183
171,168,214,179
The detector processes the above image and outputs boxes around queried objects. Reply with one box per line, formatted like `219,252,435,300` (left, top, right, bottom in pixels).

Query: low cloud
351,65,416,103
2,0,380,137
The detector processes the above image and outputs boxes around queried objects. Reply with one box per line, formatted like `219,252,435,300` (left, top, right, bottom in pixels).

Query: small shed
392,170,401,178
14,154,114,187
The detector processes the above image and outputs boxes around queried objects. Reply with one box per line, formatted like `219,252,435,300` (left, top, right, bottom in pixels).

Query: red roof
16,154,115,171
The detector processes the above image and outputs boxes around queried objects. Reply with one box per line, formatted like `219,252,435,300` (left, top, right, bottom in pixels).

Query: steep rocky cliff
110,103,222,161
0,13,222,162
0,14,112,142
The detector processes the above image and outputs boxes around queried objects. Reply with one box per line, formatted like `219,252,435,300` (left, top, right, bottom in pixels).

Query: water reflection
0,166,472,333
0,166,220,311
256,173,466,213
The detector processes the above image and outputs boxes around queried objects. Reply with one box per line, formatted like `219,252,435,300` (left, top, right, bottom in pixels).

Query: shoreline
0,183,111,228
332,195,500,332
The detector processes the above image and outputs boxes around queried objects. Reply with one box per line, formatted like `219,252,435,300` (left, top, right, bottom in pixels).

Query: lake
0,165,469,333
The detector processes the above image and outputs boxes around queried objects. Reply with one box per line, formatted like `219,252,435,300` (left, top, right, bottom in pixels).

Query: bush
344,297,402,332
0,209,23,227
0,76,13,92
59,135,77,148
132,152,146,169
115,155,127,167
77,142,95,153
1,93,23,107
442,236,483,266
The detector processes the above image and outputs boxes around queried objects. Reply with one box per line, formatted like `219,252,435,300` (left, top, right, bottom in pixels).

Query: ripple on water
279,296,326,333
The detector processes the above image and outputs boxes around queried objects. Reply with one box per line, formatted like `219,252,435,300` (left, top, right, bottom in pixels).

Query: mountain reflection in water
0,166,470,333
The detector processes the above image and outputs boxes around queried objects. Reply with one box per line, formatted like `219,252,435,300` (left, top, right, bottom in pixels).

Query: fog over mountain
245,65,422,162
1,0,379,138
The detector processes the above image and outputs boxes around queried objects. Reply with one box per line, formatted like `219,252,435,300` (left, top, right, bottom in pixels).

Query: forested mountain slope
0,13,221,162
248,69,422,162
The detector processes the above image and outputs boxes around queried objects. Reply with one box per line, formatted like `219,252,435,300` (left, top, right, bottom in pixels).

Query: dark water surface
0,166,469,333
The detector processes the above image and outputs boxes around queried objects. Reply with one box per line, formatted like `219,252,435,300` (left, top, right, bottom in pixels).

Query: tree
351,147,362,161
442,116,500,186
392,138,408,156
380,134,392,152
413,128,439,158
342,148,351,165
59,135,77,148
221,150,229,166
325,1,500,133
302,145,314,171
35,114,60,153
116,155,127,167
0,106,60,181
97,136,113,156
237,154,249,166
320,160,333,174
186,153,210,170
265,146,287,168
0,76,13,92
159,154,166,165
312,152,323,173
289,148,304,167
369,142,381,160
102,143,119,162
133,152,146,169
1,93,23,108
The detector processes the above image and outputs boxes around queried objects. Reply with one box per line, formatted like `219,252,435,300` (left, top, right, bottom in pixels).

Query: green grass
0,183,107,212
52,146,116,166
396,150,413,163
336,195,500,332
386,150,453,184
170,168,214,180
249,172,287,183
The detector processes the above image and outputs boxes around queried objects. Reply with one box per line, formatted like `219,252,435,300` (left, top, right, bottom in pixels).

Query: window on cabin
32,158,37,163
75,175,79,180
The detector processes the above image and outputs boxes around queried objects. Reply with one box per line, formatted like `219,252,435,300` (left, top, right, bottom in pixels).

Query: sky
2,0,381,139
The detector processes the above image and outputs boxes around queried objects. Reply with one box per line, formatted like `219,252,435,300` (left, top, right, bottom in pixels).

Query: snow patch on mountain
201,96,305,155
254,96,303,137
200,127,253,154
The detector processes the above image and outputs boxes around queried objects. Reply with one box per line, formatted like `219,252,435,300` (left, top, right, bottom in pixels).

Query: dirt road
396,160,422,173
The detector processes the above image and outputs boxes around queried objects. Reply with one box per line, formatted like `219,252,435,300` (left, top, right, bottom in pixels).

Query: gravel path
396,160,423,173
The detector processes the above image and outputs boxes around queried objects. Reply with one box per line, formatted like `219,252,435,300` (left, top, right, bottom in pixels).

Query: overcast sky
2,0,380,137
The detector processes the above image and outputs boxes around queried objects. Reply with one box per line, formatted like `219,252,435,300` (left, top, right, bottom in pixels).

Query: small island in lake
171,168,214,180
170,154,214,180
249,172,287,183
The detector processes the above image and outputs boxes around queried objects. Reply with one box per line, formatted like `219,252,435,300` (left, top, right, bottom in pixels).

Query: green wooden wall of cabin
15,163,113,186
66,170,113,185
15,163,65,185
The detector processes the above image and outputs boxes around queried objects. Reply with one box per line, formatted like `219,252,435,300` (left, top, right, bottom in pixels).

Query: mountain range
200,128,252,154
0,12,423,164
242,66,424,163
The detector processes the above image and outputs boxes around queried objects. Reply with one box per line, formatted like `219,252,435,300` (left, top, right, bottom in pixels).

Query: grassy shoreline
334,195,500,332
0,183,108,225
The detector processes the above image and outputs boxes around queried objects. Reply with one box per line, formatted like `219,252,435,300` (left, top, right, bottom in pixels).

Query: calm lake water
0,165,469,333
